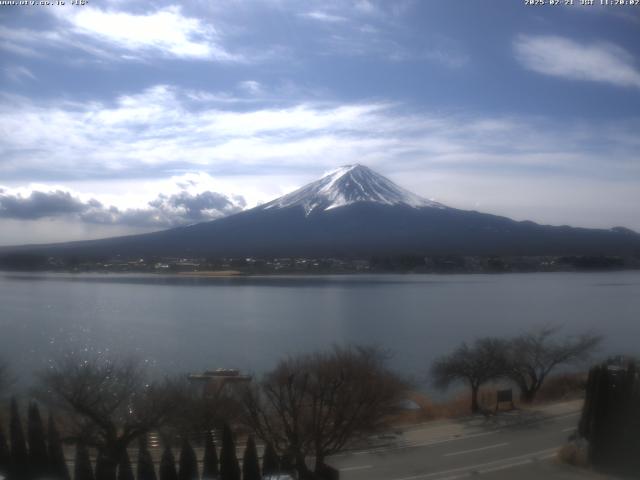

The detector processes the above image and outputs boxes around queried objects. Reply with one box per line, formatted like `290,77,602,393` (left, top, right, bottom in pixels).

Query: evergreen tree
117,449,135,480
0,420,9,478
261,443,278,477
241,436,260,480
279,452,294,476
219,425,240,480
178,439,199,480
95,449,117,480
28,402,49,478
159,446,178,480
74,443,95,480
47,414,71,480
202,431,219,479
136,436,157,480
9,398,29,480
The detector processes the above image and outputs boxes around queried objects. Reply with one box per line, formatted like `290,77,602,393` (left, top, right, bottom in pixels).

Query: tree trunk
296,453,316,479
471,385,480,414
96,444,125,480
519,387,536,404
95,453,118,480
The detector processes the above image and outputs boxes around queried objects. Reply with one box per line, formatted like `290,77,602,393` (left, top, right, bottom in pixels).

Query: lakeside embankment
177,270,243,277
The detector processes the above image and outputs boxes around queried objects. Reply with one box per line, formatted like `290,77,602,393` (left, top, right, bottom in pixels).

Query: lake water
1,271,639,389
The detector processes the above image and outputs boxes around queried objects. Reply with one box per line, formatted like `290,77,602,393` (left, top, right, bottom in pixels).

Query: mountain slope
259,164,444,214
2,165,639,258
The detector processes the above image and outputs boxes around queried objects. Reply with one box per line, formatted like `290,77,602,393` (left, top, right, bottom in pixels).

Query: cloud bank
0,186,245,228
1,84,638,187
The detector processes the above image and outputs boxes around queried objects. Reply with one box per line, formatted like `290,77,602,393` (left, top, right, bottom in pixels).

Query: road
329,401,605,480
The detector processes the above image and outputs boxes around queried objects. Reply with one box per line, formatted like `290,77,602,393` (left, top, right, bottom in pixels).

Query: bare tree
505,327,602,403
242,345,407,479
0,359,6,391
431,338,508,414
38,354,178,480
161,376,242,440
0,358,13,398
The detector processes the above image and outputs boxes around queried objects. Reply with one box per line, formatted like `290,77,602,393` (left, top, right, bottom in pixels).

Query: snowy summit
261,164,445,215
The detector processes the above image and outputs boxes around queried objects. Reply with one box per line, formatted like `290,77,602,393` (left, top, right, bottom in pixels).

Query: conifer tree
74,443,95,480
0,420,9,479
117,449,135,480
242,436,260,480
9,398,29,480
279,452,294,476
48,414,71,480
178,439,199,480
95,449,116,480
136,436,157,480
202,431,219,479
28,402,49,477
159,446,178,480
261,443,278,477
219,424,240,480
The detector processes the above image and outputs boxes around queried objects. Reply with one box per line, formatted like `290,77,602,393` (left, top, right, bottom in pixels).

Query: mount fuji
4,164,640,258
259,164,444,214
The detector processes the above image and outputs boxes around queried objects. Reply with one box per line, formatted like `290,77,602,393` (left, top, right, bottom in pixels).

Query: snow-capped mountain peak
261,164,446,215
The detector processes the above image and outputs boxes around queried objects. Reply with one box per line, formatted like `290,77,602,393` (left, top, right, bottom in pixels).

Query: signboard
495,388,515,411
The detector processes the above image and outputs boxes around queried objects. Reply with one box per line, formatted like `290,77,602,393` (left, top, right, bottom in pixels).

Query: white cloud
0,25,116,60
1,6,241,62
3,65,36,82
354,0,380,16
514,34,640,89
1,84,637,180
300,11,348,23
64,6,237,60
288,1,439,63
0,2,451,66
238,80,263,95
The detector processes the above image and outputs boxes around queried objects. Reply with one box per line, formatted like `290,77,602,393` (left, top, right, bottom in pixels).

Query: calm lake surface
1,271,639,388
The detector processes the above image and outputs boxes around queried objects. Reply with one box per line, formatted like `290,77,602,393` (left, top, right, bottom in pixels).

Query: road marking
443,442,509,457
401,406,582,431
334,409,581,458
389,447,560,480
434,453,557,480
346,430,500,456
412,430,500,449
479,452,556,474
339,465,372,472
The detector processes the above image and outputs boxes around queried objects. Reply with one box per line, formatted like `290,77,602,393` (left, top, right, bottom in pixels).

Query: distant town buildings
187,368,252,396
1,252,637,274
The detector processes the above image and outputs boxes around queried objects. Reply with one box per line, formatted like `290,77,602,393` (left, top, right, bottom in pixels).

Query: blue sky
1,0,639,245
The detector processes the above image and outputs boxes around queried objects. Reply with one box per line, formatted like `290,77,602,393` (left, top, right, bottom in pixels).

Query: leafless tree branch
242,345,407,478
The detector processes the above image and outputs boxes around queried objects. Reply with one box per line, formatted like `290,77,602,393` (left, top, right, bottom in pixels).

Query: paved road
329,402,604,480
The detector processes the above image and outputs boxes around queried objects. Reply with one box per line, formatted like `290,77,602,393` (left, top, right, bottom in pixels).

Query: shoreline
176,270,244,277
1,268,640,276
